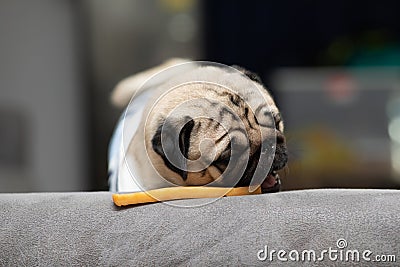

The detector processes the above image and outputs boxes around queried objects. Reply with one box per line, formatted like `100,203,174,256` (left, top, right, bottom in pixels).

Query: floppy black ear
151,117,194,181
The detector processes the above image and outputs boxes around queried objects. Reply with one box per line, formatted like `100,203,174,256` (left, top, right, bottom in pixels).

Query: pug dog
108,59,287,193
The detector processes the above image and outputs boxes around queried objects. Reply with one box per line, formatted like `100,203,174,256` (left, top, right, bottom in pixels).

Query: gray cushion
0,189,399,266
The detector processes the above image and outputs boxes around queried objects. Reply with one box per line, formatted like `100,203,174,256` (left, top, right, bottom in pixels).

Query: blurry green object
323,29,400,67
349,45,400,66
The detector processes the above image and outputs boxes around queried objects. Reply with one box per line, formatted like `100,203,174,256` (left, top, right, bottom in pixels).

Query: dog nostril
276,131,285,144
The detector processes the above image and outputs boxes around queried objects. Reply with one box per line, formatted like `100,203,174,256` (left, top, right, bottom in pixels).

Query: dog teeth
270,170,280,180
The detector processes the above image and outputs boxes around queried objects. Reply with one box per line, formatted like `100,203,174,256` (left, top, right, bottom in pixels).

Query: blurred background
1,0,400,192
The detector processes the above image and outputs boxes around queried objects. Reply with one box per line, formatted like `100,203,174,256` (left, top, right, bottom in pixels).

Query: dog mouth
261,170,281,193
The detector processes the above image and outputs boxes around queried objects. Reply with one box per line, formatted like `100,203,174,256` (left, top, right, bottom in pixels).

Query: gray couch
1,189,399,266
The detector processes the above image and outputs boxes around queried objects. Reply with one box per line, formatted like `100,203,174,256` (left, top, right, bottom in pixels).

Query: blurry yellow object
296,126,357,174
159,0,194,12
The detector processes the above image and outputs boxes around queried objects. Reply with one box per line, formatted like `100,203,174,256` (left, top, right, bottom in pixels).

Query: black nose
272,131,288,171
276,130,285,145
272,146,288,171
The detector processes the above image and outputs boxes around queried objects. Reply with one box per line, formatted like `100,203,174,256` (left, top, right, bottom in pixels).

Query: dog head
144,65,288,192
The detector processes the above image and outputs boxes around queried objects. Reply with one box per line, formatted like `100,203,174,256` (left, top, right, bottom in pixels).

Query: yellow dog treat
112,186,261,206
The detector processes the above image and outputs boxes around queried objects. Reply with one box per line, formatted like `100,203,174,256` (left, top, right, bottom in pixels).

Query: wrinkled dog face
147,65,288,192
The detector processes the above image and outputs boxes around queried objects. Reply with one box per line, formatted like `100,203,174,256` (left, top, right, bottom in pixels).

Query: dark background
204,0,400,82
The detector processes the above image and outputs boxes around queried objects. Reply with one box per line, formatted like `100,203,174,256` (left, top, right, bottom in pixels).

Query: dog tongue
261,174,277,189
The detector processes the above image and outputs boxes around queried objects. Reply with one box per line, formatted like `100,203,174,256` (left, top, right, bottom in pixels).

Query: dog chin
261,170,281,193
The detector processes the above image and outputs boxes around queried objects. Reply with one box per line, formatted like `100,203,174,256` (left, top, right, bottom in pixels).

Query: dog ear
231,65,263,84
151,116,194,181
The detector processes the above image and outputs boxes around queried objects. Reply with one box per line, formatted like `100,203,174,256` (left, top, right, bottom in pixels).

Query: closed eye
256,106,275,128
